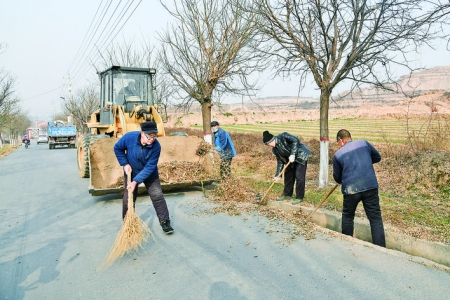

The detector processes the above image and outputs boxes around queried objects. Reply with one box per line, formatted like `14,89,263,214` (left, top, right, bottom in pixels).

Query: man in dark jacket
114,121,173,234
333,129,385,247
211,121,236,179
263,131,311,205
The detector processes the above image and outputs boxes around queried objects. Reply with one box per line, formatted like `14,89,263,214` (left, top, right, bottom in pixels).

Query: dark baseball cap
141,121,158,134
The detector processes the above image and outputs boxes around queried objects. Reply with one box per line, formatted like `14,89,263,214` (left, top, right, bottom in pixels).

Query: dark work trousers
283,162,307,199
220,158,233,179
122,173,170,224
342,188,386,247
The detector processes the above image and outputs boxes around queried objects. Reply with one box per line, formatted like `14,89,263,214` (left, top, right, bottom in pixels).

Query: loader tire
77,134,92,178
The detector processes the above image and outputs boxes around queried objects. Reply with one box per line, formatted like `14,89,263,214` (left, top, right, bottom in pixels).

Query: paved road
0,142,449,300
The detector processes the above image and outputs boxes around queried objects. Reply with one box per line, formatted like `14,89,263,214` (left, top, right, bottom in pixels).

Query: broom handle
259,161,291,204
307,184,339,219
126,169,134,213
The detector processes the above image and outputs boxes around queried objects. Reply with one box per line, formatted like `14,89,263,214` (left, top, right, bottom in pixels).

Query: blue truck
47,120,77,149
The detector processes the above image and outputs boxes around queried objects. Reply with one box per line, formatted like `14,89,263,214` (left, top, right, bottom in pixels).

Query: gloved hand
273,176,281,183
289,155,295,163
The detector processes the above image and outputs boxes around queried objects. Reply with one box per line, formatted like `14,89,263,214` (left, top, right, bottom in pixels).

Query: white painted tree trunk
204,133,216,163
204,133,212,145
319,140,329,187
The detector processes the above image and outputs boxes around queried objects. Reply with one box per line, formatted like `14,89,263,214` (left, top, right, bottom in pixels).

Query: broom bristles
100,205,155,268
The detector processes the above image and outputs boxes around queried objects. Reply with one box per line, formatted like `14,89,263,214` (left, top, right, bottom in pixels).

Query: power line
71,0,135,84
21,85,63,102
67,0,105,73
71,0,143,87
69,0,114,80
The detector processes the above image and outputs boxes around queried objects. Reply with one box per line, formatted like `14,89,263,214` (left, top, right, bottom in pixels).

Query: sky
1,0,450,122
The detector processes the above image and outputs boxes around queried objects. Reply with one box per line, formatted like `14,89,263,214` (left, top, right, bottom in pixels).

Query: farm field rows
201,118,446,144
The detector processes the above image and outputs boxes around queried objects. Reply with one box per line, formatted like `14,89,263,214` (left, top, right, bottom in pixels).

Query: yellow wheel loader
77,66,217,195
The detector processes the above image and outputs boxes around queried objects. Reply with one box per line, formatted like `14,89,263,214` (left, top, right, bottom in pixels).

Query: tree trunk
319,91,331,188
201,100,213,144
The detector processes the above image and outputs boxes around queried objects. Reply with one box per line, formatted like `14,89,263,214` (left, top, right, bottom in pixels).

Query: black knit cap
141,121,158,134
211,121,219,127
263,130,274,144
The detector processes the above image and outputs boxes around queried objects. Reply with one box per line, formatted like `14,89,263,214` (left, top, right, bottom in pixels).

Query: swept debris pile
207,176,317,243
159,161,215,183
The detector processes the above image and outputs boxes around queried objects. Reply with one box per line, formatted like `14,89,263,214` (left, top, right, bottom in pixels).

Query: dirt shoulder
0,145,18,158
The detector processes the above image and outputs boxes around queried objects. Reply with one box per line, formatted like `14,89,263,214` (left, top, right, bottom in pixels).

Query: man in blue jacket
333,129,385,247
263,130,310,205
114,121,173,234
211,121,236,179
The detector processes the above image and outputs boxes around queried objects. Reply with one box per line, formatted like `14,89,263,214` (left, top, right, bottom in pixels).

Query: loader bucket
88,136,218,196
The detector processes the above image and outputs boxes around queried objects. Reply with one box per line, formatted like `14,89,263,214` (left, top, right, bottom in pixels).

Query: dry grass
0,145,18,158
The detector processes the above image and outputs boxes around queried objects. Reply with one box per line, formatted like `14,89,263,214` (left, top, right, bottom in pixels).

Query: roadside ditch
268,200,450,272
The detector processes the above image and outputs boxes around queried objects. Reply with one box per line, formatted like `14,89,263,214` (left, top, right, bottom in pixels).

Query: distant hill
223,66,450,111
331,66,450,108
165,66,450,114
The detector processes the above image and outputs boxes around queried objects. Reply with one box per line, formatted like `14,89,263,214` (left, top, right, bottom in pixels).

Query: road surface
0,142,449,299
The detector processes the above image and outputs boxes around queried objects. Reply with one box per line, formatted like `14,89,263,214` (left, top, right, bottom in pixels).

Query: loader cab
98,66,156,124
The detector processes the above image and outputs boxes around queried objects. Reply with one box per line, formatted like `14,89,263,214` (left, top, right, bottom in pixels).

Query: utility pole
67,73,74,124
68,73,74,114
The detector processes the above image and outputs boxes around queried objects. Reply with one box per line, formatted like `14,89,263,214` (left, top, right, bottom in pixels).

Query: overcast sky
1,1,450,122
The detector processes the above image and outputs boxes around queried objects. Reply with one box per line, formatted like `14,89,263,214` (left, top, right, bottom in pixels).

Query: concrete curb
268,200,450,271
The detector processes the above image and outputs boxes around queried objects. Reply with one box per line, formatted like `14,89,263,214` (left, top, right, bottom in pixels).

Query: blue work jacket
213,127,236,160
114,131,161,183
333,140,381,195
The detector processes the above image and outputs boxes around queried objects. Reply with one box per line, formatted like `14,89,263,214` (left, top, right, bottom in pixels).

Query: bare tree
251,0,450,187
0,69,21,130
154,71,176,122
96,37,156,71
158,0,263,140
5,112,31,140
61,85,100,134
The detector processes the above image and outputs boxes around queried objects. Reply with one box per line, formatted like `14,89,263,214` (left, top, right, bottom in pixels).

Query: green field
194,117,448,144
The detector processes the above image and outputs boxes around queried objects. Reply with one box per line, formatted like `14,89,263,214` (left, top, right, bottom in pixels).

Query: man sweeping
211,120,236,179
333,129,385,247
263,130,310,205
114,121,174,234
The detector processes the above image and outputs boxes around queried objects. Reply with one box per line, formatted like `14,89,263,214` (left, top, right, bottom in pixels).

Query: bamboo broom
307,184,339,219
101,170,154,267
259,162,290,205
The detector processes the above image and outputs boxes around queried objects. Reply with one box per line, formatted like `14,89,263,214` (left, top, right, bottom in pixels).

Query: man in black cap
211,120,236,179
263,130,310,204
114,121,174,234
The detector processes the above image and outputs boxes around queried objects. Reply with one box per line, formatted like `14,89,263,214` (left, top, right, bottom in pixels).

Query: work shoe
161,220,174,234
292,198,304,205
276,195,292,201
